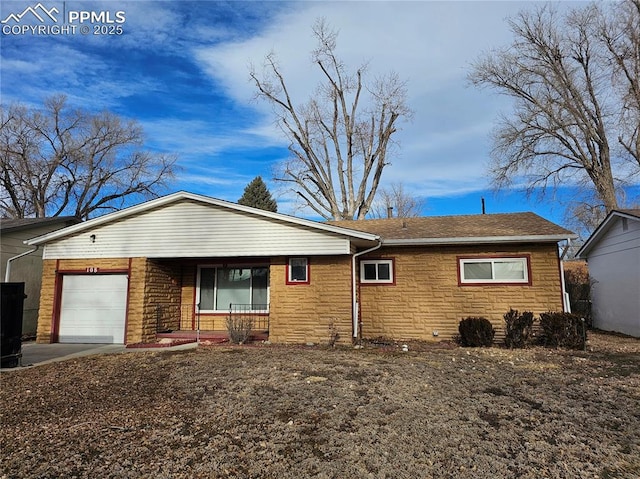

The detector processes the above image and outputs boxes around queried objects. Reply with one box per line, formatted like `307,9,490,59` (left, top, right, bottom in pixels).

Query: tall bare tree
469,0,640,222
369,182,425,218
0,95,176,219
250,19,411,220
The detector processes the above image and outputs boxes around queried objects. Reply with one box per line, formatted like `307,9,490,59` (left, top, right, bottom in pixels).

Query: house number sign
86,267,99,273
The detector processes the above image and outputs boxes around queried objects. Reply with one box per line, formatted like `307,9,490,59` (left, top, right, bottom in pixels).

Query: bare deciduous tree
250,19,411,220
369,182,425,218
469,0,640,224
0,95,176,219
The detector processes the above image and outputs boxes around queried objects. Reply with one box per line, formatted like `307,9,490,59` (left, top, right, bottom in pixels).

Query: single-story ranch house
26,192,576,345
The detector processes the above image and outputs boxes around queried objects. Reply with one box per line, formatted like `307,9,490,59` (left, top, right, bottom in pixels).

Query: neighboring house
26,192,576,345
576,209,640,337
1,216,81,336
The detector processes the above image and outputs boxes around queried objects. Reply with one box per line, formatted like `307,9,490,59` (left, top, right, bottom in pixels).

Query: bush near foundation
226,315,254,344
539,312,587,350
503,309,534,349
457,317,495,347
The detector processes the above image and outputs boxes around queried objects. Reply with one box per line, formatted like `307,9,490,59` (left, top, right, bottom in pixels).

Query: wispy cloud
192,1,530,199
4,0,587,220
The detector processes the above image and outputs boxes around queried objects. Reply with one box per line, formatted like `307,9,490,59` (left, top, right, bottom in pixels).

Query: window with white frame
197,266,269,312
459,257,529,284
287,257,309,284
360,259,394,284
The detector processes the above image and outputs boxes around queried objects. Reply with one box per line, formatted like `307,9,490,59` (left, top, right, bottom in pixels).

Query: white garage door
58,275,128,344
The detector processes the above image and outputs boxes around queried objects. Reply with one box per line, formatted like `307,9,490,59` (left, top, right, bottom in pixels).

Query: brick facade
358,243,563,341
143,260,182,338
36,244,563,345
36,257,182,345
268,256,353,345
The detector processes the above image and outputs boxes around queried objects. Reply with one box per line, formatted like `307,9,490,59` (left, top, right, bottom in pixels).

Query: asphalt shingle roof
0,216,80,232
330,212,574,241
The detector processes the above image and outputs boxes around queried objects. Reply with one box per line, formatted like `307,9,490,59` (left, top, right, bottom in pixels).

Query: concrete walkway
1,341,198,371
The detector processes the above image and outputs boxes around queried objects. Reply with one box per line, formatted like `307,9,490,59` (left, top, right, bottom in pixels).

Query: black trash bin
1,282,25,368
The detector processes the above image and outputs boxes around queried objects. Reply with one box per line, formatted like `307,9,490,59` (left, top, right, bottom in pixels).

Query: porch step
156,331,269,343
127,338,196,349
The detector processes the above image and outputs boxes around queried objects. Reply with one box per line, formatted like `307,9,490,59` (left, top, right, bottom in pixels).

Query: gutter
383,234,577,246
4,246,39,282
351,240,383,340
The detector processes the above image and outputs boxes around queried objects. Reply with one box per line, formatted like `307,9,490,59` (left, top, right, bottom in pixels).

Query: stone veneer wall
358,243,563,342
142,260,182,340
268,255,353,345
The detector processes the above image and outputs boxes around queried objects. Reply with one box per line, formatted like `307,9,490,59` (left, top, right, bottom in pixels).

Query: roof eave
382,234,577,246
575,210,640,259
2,216,80,234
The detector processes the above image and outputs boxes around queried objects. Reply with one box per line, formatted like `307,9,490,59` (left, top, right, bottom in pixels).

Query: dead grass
1,331,639,478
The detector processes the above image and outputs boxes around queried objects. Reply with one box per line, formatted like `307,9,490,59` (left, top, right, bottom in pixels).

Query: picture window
459,257,529,284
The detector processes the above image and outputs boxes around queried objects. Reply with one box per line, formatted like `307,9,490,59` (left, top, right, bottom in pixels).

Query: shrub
226,314,254,344
564,265,592,326
539,312,587,350
503,309,534,348
457,317,495,347
327,319,340,347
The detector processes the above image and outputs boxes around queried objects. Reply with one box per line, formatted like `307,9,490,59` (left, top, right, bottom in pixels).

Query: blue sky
2,0,628,228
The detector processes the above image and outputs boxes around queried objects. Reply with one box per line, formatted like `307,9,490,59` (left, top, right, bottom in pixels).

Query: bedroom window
360,259,394,284
459,257,530,285
197,266,269,312
287,257,309,284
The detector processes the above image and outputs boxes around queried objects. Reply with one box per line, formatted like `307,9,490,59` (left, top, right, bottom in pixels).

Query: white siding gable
587,215,640,259
587,215,640,337
43,200,355,259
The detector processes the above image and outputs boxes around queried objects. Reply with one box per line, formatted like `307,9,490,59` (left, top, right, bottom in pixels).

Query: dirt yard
1,332,639,479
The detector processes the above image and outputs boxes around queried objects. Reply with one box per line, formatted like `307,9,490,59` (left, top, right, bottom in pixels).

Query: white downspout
559,238,572,313
4,246,39,282
351,240,383,340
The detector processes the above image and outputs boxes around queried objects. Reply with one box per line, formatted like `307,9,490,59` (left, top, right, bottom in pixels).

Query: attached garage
58,274,128,344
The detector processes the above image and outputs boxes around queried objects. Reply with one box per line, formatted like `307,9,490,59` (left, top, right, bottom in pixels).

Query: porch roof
26,191,380,247
26,192,381,259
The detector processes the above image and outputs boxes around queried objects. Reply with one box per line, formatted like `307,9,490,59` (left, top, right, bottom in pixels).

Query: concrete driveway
17,343,126,367
2,341,197,370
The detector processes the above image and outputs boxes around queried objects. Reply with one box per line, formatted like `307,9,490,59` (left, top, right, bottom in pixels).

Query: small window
287,257,309,284
360,259,394,284
459,257,530,285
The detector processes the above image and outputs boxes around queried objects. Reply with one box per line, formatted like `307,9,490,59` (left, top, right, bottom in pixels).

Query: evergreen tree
238,176,277,212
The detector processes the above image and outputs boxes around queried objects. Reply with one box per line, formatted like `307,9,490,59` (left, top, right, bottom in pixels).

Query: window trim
457,255,531,286
196,264,270,313
360,258,395,285
286,257,310,285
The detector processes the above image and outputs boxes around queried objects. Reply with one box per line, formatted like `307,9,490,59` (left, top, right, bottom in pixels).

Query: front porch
156,330,270,344
152,303,270,344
